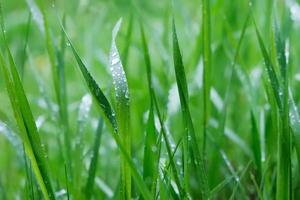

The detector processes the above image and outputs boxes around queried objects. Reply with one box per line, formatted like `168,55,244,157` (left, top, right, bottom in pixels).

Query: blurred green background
1,0,300,199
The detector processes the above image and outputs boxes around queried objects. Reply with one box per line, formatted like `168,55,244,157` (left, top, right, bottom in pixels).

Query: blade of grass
84,118,104,200
73,93,92,198
273,18,291,200
250,111,262,182
202,0,212,154
58,19,151,200
0,6,55,199
42,8,72,180
0,178,6,200
140,22,185,198
121,14,133,69
20,12,32,80
172,19,209,199
109,19,131,200
254,16,291,200
253,19,281,110
208,12,250,187
140,23,159,194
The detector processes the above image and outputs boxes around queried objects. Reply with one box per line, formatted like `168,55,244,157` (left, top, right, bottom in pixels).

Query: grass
0,0,300,199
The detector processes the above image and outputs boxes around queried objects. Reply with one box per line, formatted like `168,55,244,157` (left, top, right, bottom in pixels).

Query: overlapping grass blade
140,23,184,198
73,93,92,198
41,8,72,178
273,19,291,200
0,4,55,199
140,24,158,194
209,13,250,187
254,17,291,200
253,19,281,110
85,118,104,200
202,0,212,153
62,32,117,130
172,19,209,198
289,90,300,155
60,21,151,200
250,111,262,181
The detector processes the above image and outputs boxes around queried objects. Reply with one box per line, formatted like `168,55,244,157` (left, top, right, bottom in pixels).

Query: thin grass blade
85,118,104,200
172,19,209,199
0,11,55,200
109,19,131,200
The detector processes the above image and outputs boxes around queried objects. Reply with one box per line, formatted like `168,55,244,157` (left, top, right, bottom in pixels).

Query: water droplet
66,42,71,47
112,52,117,57
111,57,119,65
151,145,157,152
125,90,129,99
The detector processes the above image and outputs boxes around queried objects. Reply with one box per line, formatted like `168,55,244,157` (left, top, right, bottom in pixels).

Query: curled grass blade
109,19,131,200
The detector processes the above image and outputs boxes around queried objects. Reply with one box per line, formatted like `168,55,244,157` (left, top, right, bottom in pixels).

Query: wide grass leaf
109,19,131,200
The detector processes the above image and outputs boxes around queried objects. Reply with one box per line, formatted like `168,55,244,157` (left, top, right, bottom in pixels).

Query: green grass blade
85,118,104,200
109,19,131,200
0,4,55,199
59,21,151,200
289,90,300,165
250,111,262,181
202,0,212,153
253,19,281,111
254,16,291,200
140,22,184,198
273,19,291,200
0,31,55,200
42,9,72,178
63,32,117,131
140,23,159,193
73,94,92,198
172,19,209,199
121,15,133,69
20,12,32,80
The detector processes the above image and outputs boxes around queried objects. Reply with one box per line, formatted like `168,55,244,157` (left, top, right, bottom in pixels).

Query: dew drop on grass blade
59,19,151,200
254,17,291,200
109,18,131,200
273,19,291,200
